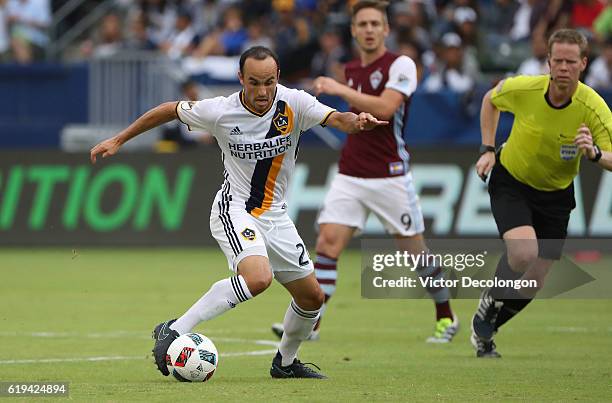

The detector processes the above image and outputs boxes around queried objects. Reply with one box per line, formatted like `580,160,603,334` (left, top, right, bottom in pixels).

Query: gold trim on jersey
246,101,294,217
175,101,192,131
273,109,293,135
250,153,286,217
319,110,336,127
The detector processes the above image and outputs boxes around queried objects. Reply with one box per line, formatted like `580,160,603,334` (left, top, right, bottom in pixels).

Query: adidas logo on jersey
230,126,242,136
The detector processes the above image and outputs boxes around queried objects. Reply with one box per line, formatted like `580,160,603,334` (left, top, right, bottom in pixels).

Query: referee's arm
596,152,612,170
480,87,500,148
574,124,612,171
476,85,502,180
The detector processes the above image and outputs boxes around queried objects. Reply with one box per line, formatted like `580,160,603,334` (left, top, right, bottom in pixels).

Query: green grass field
1,249,610,401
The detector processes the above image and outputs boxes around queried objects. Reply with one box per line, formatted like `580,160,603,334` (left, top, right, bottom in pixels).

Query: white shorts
210,191,314,284
317,172,425,236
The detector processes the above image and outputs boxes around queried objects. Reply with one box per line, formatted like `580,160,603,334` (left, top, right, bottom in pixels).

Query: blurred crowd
0,0,51,63
0,0,610,91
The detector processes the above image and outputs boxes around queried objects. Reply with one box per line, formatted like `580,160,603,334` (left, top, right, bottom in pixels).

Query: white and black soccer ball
167,333,218,382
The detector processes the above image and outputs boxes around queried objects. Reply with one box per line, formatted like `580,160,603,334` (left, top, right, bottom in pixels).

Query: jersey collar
239,87,278,117
360,50,389,69
544,78,574,110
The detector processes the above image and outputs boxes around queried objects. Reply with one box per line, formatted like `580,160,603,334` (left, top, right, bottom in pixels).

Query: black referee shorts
488,157,575,260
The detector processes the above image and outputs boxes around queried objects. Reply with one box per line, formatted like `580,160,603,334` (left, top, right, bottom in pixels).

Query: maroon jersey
338,51,417,178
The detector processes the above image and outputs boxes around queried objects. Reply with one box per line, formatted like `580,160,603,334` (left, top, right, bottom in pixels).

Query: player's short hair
351,0,389,24
548,29,589,58
239,46,280,74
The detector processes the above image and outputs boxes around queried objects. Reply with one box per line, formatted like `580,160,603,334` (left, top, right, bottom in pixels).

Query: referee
471,29,612,358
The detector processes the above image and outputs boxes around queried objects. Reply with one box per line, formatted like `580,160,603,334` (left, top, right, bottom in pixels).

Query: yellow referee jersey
491,75,612,191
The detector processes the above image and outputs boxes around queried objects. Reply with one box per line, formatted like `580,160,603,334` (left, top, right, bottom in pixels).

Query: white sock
170,275,252,334
278,300,321,366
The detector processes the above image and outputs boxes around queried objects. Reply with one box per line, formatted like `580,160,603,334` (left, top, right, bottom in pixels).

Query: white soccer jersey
176,84,335,217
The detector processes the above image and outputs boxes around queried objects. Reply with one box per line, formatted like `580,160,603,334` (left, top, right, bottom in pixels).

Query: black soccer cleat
270,351,327,379
471,289,503,358
472,288,503,341
151,318,179,376
470,332,502,358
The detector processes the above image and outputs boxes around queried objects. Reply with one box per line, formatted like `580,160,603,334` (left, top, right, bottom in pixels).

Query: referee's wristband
590,144,602,162
479,144,496,155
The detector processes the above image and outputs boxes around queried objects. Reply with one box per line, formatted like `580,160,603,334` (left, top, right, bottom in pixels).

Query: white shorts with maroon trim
317,172,425,236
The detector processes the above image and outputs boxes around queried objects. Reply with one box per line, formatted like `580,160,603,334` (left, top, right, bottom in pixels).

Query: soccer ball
167,333,218,382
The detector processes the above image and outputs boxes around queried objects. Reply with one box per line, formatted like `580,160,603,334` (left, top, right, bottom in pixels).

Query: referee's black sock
495,288,533,330
490,253,522,300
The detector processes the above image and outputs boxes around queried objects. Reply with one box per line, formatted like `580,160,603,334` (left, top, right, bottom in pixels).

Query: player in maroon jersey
272,0,459,343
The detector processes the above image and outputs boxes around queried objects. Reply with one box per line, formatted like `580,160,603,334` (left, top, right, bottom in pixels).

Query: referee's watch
590,144,602,162
479,144,496,155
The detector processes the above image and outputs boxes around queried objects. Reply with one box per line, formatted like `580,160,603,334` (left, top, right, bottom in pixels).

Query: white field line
0,330,270,339
0,349,278,365
0,356,143,364
545,326,590,333
0,331,279,365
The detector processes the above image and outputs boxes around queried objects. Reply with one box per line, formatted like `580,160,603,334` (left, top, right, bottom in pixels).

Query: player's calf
414,258,461,342
271,323,320,341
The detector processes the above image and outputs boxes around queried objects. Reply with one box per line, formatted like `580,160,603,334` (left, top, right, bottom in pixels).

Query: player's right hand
90,136,122,164
476,152,495,182
357,112,388,131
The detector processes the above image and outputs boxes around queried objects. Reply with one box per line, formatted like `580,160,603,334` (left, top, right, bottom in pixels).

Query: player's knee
295,287,325,311
239,258,273,296
247,270,273,296
315,231,341,259
507,250,538,272
312,286,325,308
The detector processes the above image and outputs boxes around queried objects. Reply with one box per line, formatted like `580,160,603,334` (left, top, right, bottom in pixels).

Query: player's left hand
357,112,388,131
313,76,343,96
574,123,596,160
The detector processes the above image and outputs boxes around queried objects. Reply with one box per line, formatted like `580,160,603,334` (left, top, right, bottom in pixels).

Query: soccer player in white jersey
89,46,386,379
